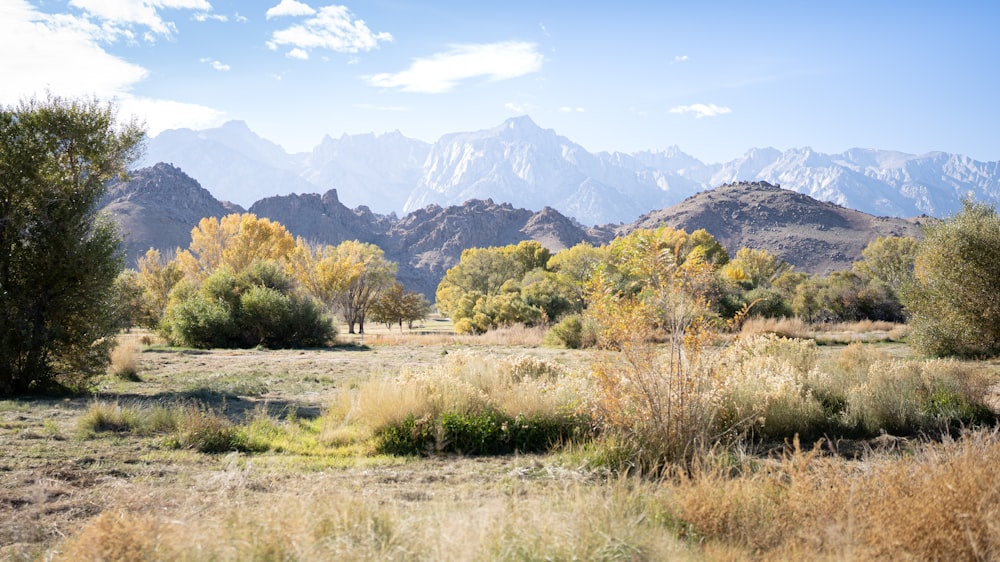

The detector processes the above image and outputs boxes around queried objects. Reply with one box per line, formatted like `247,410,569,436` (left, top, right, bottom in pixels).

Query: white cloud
118,96,226,136
505,102,536,114
193,12,228,22
68,0,213,39
673,55,689,63
559,106,584,113
200,57,230,71
0,2,147,102
669,103,731,118
286,48,309,60
267,5,391,58
367,41,543,93
0,1,224,136
266,0,316,19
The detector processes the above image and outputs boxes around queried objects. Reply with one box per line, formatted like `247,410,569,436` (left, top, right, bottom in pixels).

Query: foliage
175,213,295,280
327,240,398,334
791,270,904,323
162,262,334,348
133,248,185,329
543,314,600,349
370,282,432,330
853,235,918,294
903,200,1000,357
436,241,555,332
0,95,143,395
718,247,789,290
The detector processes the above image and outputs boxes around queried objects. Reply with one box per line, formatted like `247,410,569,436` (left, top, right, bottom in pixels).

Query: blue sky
3,0,999,163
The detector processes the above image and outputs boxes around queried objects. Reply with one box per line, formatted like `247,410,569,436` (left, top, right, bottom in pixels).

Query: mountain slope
101,163,243,264
627,181,929,274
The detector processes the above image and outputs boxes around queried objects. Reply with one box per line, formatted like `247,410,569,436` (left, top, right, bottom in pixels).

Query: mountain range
102,165,925,298
138,116,1000,225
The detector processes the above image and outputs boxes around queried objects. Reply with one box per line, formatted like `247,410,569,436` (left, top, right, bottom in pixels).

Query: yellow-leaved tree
175,213,295,280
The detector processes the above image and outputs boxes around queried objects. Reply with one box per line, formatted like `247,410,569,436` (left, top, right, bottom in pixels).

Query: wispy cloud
266,0,316,19
368,41,543,94
669,103,731,118
672,55,689,63
200,57,231,71
193,13,228,23
266,5,391,58
559,106,584,113
68,0,212,39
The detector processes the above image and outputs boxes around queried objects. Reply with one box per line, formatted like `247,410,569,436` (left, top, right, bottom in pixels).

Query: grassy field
2,323,999,560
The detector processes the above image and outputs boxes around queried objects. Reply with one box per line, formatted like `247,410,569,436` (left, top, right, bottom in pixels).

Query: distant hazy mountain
140,116,1000,225
298,131,430,214
404,116,700,225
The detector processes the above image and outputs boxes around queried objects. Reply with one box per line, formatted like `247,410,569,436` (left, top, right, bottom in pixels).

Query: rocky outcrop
102,163,243,264
625,181,929,274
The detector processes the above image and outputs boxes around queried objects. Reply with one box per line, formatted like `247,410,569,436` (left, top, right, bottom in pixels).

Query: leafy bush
375,410,586,456
162,263,334,349
903,201,1000,357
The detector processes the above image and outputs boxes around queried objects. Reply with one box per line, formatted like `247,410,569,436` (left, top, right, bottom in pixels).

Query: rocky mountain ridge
139,116,1000,225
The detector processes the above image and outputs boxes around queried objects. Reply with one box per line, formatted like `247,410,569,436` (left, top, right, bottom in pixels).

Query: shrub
902,200,1000,357
163,263,335,349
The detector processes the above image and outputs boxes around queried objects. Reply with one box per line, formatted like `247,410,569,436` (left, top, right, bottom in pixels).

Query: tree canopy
903,201,1000,357
0,95,144,394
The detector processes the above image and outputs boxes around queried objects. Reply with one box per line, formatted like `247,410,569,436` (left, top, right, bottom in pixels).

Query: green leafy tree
371,282,431,331
853,235,918,294
902,201,1000,357
0,96,143,395
436,241,552,332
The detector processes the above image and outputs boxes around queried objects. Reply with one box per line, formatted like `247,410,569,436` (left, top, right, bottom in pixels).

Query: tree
0,96,144,394
163,261,333,349
902,201,1000,357
330,240,398,334
285,237,358,311
370,282,432,331
134,248,185,329
853,235,918,295
435,241,552,332
175,213,295,280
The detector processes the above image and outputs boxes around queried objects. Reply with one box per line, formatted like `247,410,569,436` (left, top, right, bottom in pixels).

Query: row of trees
120,213,431,348
435,227,916,339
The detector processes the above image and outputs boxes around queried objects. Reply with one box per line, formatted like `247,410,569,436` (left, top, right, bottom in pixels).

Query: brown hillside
102,163,243,264
626,181,930,274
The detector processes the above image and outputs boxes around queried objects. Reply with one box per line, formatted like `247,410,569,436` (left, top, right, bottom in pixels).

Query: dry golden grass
740,316,811,339
108,340,141,381
665,430,1000,560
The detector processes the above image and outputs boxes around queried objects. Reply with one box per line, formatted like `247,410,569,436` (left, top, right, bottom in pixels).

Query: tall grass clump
584,276,723,474
334,351,589,456
108,340,142,381
716,335,827,440
805,343,996,436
